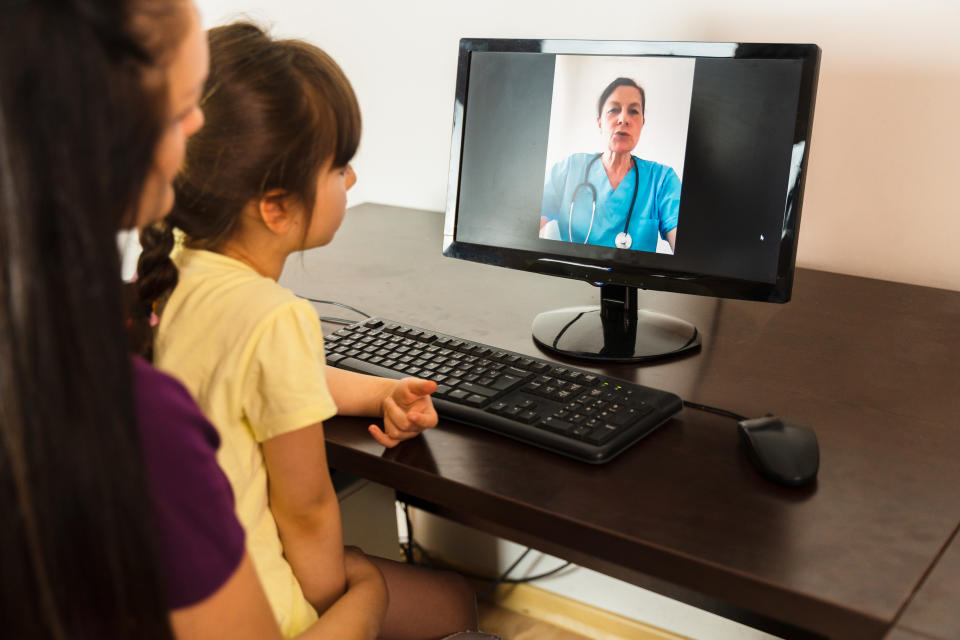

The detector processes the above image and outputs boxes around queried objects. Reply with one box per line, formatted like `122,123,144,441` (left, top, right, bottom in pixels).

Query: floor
477,601,592,640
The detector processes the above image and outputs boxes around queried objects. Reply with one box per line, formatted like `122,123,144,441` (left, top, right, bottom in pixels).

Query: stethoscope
568,152,639,249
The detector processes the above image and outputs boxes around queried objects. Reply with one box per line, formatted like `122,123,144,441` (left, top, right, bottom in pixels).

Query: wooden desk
280,203,960,640
886,531,960,640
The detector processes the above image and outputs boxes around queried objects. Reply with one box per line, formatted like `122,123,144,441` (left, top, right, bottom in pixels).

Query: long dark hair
135,21,361,350
0,1,187,637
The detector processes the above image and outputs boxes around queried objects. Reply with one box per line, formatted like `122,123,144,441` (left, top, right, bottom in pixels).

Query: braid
129,219,178,359
138,218,178,305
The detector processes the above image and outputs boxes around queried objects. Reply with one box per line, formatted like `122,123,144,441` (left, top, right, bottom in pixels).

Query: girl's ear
257,189,295,235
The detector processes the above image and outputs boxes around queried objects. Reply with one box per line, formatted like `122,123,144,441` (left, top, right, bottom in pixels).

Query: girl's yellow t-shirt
155,247,337,637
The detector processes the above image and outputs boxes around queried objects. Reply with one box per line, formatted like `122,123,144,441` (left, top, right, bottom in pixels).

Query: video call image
539,55,695,255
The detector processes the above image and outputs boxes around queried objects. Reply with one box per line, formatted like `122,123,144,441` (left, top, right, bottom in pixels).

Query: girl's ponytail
130,219,178,359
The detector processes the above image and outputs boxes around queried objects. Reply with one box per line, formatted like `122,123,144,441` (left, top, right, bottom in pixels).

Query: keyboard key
541,416,575,434
571,425,592,439
465,394,487,407
490,374,523,392
584,424,619,445
459,382,497,398
517,410,540,424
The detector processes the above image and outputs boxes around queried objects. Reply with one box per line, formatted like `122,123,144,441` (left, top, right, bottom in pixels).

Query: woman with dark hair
539,76,681,253
0,1,387,638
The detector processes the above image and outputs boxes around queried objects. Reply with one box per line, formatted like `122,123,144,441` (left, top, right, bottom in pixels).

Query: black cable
682,399,747,422
398,500,573,591
316,315,356,326
297,295,371,319
407,538,571,584
480,548,531,601
401,501,415,565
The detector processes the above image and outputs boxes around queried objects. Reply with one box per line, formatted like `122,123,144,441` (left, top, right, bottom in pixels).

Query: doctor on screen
539,77,681,252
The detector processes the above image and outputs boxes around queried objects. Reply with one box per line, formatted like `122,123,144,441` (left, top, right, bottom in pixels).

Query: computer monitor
442,39,820,363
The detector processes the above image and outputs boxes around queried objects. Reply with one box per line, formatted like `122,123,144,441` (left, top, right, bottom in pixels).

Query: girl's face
302,161,356,248
134,4,209,229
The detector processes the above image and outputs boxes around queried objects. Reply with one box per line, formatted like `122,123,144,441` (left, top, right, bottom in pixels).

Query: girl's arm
262,422,346,614
170,550,387,640
324,367,395,415
305,548,388,640
325,368,438,446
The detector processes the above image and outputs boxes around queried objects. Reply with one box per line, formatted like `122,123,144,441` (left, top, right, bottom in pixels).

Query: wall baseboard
485,581,689,640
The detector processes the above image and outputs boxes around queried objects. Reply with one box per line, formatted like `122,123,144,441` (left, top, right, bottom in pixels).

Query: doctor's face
597,85,644,155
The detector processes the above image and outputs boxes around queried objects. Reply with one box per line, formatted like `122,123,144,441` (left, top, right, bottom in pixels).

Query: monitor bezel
442,38,820,303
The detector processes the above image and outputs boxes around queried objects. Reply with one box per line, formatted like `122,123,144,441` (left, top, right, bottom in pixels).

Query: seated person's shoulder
131,355,220,453
169,247,303,329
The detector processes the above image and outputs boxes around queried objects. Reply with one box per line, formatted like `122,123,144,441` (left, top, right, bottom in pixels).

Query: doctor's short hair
597,77,645,118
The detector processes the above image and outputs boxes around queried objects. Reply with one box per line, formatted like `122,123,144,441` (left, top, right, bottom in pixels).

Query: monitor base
532,285,701,363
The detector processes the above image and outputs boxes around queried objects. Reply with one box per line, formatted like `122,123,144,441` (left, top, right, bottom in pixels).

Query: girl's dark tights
367,555,479,640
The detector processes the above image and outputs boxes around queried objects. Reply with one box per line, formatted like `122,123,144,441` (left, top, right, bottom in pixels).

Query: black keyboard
324,318,682,463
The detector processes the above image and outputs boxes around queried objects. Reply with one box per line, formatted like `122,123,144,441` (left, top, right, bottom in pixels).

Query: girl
138,22,482,640
2,1,387,638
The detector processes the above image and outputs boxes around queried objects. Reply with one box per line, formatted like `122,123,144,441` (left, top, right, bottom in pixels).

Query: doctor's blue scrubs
540,152,681,252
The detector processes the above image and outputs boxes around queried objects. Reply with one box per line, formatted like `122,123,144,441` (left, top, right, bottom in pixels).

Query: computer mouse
737,416,819,487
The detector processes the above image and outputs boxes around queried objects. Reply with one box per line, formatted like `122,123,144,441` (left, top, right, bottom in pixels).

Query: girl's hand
368,378,438,447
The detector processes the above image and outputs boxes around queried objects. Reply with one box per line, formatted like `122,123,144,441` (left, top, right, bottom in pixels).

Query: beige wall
198,0,960,292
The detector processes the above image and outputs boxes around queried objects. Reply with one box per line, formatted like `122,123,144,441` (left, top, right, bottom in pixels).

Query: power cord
398,501,572,599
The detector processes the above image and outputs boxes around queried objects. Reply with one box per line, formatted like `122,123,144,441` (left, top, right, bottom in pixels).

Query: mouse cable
398,500,572,593
682,400,747,422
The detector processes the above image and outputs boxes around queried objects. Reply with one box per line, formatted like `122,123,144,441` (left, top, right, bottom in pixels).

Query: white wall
192,1,959,637
196,0,960,291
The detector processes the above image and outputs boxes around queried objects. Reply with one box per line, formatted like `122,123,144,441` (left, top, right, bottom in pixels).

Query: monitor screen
443,39,819,362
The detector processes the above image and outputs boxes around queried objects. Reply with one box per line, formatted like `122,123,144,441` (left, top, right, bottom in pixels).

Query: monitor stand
532,284,701,363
